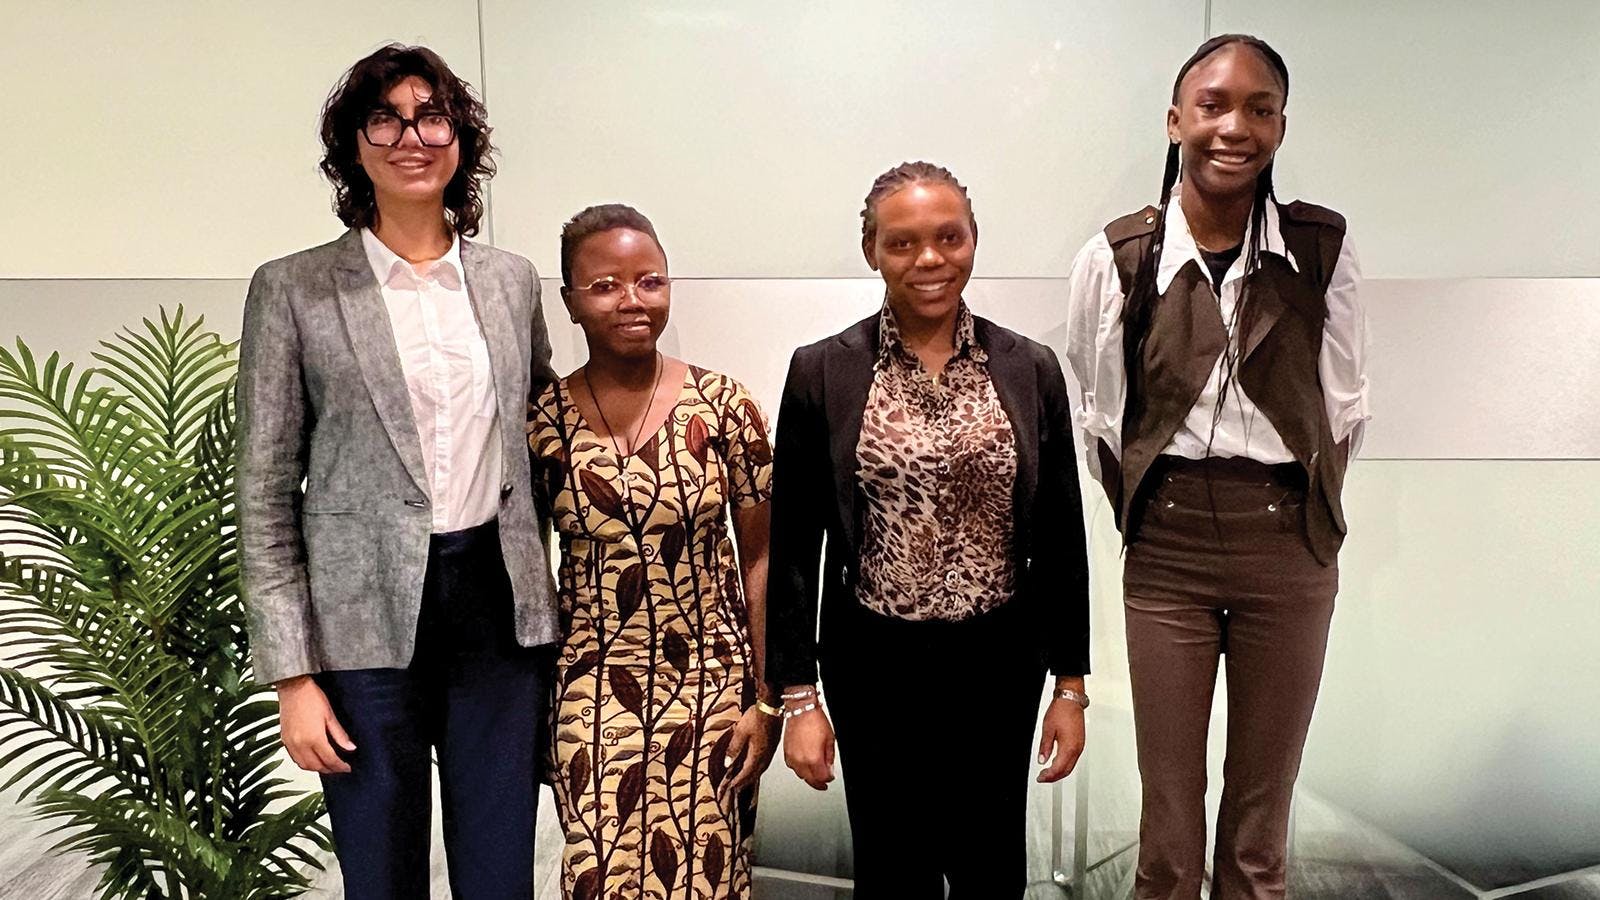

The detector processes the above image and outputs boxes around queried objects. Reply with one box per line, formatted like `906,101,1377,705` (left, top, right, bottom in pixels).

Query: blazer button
501,482,514,499
405,498,427,509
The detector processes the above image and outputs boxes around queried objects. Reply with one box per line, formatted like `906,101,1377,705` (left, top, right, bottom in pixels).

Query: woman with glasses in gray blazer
235,44,558,900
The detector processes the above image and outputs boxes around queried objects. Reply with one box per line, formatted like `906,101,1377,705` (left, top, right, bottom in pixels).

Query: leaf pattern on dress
741,399,773,466
662,720,694,775
650,828,680,888
686,413,710,467
570,745,592,798
579,466,626,520
566,649,600,685
616,761,645,823
659,522,686,571
529,367,773,900
615,563,646,624
572,867,601,900
608,666,645,717
662,628,690,676
704,832,725,886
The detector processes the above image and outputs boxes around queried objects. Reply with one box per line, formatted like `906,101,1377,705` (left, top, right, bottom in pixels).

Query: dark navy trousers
315,518,552,900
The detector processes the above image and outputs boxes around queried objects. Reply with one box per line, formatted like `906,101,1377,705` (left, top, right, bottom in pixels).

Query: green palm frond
90,308,237,457
0,305,330,898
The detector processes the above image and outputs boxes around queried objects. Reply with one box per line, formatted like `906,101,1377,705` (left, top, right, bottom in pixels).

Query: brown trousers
1124,457,1337,900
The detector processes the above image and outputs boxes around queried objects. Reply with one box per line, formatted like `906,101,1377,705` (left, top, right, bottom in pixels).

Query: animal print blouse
854,300,1018,621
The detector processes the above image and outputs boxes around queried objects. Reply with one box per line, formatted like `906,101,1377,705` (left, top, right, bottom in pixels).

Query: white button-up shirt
1064,191,1371,485
362,228,501,533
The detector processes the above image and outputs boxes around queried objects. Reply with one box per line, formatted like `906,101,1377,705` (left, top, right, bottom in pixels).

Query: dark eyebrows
368,99,450,117
1190,86,1283,104
880,220,971,239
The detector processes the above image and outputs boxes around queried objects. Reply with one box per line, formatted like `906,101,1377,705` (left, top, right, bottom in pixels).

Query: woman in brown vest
1064,35,1370,900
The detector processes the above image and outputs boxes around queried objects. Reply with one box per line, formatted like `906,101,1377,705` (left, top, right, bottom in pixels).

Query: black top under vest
1199,243,1243,293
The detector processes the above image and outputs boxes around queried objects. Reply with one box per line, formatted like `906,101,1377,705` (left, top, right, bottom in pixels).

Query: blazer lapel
460,240,520,466
824,316,878,554
333,230,431,498
979,319,1039,529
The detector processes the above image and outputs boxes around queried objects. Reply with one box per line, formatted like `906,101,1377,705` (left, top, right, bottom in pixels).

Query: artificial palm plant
0,307,330,898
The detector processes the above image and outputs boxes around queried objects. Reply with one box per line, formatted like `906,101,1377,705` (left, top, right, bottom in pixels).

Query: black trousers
315,519,553,900
822,600,1047,900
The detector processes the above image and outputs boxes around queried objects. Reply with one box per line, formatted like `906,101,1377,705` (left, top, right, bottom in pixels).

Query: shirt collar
876,297,985,368
1156,186,1298,294
361,227,465,291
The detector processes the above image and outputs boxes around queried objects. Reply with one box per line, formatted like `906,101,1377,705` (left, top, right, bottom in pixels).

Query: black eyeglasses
360,110,457,148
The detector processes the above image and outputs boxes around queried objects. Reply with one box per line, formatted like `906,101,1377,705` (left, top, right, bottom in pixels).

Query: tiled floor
2,780,1597,899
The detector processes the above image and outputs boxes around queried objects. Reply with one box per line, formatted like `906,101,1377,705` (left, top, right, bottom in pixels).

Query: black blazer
765,312,1091,687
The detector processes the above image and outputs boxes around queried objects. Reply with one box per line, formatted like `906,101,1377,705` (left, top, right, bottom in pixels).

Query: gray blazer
236,229,559,685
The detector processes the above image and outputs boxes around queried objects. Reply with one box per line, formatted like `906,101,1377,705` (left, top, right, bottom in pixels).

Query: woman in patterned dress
528,204,781,900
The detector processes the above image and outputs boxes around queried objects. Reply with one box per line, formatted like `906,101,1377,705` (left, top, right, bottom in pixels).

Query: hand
720,706,783,802
782,707,836,791
276,675,356,774
1036,697,1086,783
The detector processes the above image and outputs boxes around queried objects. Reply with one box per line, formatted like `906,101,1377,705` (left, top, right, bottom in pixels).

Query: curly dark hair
318,44,495,236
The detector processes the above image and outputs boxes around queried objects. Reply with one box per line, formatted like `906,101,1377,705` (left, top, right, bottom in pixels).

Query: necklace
582,352,664,463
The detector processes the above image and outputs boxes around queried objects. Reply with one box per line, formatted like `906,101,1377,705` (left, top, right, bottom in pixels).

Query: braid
860,161,978,248
1123,33,1289,435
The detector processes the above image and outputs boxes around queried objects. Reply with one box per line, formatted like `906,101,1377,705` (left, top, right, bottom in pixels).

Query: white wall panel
483,0,1203,279
1211,0,1600,278
1360,278,1600,460
1,2,481,278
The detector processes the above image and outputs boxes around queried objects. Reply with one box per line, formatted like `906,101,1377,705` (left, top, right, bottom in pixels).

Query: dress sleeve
717,375,773,508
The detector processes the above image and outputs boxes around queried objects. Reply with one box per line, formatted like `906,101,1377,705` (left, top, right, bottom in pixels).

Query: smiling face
1167,42,1287,201
562,228,670,361
862,182,976,327
355,75,461,211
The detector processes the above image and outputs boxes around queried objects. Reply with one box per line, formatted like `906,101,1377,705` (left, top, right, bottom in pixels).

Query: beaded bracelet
782,702,819,720
780,688,818,702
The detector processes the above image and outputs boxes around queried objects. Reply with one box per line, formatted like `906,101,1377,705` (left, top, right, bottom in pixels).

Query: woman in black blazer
765,162,1092,899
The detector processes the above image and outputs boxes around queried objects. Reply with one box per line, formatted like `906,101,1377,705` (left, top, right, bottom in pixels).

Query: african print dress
528,366,773,900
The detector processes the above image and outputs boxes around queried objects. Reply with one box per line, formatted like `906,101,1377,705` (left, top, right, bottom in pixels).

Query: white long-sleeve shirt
361,227,501,532
1064,192,1370,486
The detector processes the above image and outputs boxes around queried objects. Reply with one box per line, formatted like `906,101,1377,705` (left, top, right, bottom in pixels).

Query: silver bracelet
782,702,818,720
1054,688,1090,709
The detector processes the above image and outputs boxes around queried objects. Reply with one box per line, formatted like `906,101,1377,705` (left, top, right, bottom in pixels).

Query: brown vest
1098,200,1350,565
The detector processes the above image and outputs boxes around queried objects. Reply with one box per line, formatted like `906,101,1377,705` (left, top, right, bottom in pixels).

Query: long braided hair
1121,35,1290,456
